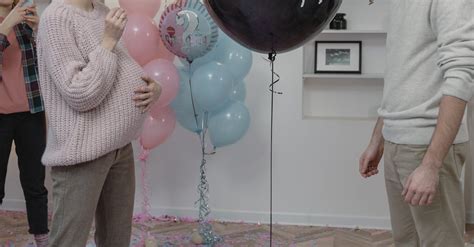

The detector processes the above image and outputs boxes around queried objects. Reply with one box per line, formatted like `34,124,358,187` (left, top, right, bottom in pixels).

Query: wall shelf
303,73,384,79
303,116,378,121
321,30,387,34
302,0,388,120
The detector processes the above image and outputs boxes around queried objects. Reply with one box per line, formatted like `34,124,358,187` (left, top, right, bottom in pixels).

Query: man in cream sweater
359,0,474,246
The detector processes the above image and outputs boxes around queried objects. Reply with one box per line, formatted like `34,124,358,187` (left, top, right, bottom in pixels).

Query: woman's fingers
26,5,37,15
106,7,119,20
134,86,151,94
133,92,152,101
143,103,153,113
135,98,152,107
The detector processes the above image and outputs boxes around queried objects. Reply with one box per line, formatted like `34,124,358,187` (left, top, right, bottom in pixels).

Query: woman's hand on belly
133,76,162,113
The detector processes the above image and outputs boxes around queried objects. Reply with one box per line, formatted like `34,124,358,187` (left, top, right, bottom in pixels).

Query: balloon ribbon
133,146,153,246
268,49,281,247
188,62,222,246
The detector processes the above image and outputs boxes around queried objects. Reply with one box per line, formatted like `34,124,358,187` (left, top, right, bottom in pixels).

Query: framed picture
314,41,362,74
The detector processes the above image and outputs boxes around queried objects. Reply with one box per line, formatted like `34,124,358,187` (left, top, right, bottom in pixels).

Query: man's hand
359,141,384,178
360,117,384,178
402,159,441,206
402,96,467,207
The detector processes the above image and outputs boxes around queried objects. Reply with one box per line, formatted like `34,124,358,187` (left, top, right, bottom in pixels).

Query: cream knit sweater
378,0,474,145
37,0,146,166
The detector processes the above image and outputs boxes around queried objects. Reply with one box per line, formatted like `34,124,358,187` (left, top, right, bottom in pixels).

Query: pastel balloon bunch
173,31,252,148
119,0,179,153
158,0,252,244
158,0,252,148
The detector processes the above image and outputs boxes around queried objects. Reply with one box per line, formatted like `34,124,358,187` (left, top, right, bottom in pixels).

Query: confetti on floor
2,210,473,246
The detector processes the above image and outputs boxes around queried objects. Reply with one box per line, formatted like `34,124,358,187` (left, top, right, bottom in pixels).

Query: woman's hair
12,0,19,8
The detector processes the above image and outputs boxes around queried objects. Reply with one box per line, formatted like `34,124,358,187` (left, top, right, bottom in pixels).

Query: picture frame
314,41,362,74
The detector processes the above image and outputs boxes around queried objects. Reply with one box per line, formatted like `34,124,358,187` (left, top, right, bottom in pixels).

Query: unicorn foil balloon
160,0,218,62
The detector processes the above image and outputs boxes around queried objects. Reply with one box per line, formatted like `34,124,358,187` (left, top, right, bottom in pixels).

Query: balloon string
188,61,202,134
139,148,151,161
268,49,279,247
186,63,220,245
187,61,216,155
132,145,153,246
135,146,152,223
267,45,283,246
268,50,282,95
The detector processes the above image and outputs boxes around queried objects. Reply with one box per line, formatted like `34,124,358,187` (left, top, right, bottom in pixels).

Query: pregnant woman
37,0,161,246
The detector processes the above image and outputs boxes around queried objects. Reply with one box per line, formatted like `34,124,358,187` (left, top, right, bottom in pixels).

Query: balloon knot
139,147,151,161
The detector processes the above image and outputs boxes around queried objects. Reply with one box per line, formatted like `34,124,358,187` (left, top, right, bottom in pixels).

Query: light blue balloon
208,101,250,148
179,30,252,81
191,61,235,112
179,45,218,72
176,110,203,133
171,68,202,114
214,33,253,81
231,81,247,102
205,80,246,114
177,66,191,79
173,70,204,133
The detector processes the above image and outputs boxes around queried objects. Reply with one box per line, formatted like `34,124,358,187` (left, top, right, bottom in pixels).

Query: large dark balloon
204,0,342,54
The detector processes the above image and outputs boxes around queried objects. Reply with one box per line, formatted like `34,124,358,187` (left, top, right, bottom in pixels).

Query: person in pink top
37,0,161,246
0,0,48,246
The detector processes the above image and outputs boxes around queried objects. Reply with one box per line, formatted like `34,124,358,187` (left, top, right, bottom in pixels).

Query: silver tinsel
194,114,222,246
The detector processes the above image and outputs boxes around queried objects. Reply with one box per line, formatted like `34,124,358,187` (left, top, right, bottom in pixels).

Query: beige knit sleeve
39,11,118,112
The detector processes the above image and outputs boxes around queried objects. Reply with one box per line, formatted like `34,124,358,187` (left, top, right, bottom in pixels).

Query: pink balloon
119,0,161,18
123,15,161,66
157,37,176,61
144,59,180,109
140,107,176,150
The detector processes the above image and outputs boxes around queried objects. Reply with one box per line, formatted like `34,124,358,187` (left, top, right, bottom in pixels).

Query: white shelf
302,0,388,120
321,30,387,34
303,73,384,79
303,116,378,121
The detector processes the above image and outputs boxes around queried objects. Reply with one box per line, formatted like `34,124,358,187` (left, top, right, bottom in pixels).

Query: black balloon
204,0,342,54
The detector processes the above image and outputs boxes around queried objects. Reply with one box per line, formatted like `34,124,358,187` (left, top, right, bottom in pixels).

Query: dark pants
0,111,48,235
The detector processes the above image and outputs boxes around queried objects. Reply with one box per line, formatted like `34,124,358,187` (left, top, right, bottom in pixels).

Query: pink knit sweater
37,0,146,166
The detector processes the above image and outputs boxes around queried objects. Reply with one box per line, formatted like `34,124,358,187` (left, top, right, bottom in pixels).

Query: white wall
2,0,471,230
124,49,391,228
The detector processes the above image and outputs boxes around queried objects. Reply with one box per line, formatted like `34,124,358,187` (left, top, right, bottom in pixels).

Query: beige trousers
384,141,467,247
49,144,135,247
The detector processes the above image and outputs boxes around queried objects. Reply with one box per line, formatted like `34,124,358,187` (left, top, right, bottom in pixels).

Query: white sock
34,234,49,247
